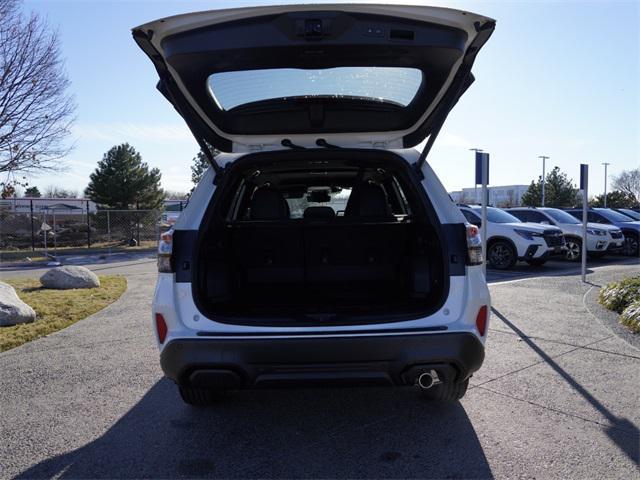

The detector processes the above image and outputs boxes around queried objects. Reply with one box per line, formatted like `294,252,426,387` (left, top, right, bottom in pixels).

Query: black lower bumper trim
160,332,485,389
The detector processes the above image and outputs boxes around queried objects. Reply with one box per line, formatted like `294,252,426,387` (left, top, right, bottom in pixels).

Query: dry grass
0,275,127,352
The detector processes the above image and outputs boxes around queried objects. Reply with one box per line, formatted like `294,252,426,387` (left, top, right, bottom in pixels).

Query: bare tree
0,0,75,186
612,168,640,205
164,190,190,200
43,185,78,198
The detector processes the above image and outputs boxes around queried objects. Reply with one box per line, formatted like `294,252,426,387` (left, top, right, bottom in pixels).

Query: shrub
598,276,640,314
620,300,640,333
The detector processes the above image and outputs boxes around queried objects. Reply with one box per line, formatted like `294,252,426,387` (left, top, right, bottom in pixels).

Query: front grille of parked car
610,231,623,239
543,230,565,247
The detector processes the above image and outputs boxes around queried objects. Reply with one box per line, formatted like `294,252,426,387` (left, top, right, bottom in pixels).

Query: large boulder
40,266,100,290
0,282,36,326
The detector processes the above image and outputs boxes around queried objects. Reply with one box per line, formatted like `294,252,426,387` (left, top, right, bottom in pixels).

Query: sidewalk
470,262,639,477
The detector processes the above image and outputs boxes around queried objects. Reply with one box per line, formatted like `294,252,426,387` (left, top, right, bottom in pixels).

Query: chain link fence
0,198,172,260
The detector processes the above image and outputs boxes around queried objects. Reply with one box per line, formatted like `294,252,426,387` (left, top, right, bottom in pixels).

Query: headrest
303,206,335,220
345,182,393,219
249,187,290,220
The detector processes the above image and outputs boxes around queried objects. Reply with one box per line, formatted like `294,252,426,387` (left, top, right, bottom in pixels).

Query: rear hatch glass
208,67,423,111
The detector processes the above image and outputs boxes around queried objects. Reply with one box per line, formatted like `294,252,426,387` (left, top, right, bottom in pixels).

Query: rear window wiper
281,139,306,150
316,138,341,149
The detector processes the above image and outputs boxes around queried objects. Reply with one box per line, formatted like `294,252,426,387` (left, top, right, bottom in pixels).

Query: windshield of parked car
545,209,580,224
471,207,521,223
596,208,637,223
208,67,423,110
618,209,640,220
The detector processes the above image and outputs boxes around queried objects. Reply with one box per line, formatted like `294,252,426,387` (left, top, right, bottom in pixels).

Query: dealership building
448,184,529,207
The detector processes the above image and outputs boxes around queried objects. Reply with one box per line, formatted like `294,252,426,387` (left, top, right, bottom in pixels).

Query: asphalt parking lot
0,256,638,479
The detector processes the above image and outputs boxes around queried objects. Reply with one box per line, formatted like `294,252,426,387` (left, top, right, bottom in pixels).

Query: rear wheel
422,378,469,402
564,238,582,262
487,241,516,270
178,386,225,406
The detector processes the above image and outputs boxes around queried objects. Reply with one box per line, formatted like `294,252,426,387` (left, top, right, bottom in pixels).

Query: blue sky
24,0,639,196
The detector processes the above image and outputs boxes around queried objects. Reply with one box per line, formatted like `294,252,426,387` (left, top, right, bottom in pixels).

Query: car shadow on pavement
16,380,492,479
491,307,639,464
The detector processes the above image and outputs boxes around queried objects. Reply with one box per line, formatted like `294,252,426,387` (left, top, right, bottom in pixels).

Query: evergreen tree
24,186,41,197
190,148,219,190
85,143,164,209
191,150,209,187
590,190,639,209
521,166,578,207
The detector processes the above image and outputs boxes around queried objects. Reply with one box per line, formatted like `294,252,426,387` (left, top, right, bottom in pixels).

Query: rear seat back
231,223,304,285
230,183,407,289
304,222,407,284
229,220,407,288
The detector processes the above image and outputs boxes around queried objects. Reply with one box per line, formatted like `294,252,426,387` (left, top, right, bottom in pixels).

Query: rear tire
487,241,516,270
422,378,469,402
178,386,225,406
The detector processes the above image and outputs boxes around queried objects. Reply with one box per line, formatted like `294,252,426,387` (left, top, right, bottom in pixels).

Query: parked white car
135,4,495,405
507,207,621,261
459,205,566,269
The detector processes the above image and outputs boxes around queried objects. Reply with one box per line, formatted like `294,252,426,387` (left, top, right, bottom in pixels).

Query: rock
40,266,100,290
0,282,36,326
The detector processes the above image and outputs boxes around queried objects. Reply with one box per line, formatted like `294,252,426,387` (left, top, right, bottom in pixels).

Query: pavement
0,258,639,479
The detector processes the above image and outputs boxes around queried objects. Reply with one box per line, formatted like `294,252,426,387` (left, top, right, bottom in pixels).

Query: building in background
449,185,529,207
0,197,98,214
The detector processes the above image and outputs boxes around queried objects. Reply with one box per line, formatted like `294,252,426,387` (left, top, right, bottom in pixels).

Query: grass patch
598,276,640,333
0,275,127,352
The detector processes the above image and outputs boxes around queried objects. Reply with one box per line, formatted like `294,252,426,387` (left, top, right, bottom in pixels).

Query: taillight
476,305,488,336
155,313,168,343
157,229,173,273
466,224,483,266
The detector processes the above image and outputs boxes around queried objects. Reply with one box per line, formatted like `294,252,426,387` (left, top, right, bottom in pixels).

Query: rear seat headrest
249,187,290,220
303,206,335,220
345,182,393,219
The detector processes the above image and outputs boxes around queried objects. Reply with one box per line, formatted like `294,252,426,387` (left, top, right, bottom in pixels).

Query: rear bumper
160,332,485,389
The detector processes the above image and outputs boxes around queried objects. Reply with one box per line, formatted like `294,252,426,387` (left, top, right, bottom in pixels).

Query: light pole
470,148,483,203
538,155,549,206
602,162,611,207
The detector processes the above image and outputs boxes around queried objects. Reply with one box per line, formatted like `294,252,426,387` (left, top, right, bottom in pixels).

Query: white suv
459,205,566,269
135,4,495,405
507,207,621,261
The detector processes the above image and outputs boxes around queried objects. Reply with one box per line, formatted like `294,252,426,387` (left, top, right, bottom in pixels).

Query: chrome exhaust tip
417,370,440,390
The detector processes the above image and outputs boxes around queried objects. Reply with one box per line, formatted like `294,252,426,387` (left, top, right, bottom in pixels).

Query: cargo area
193,150,451,326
